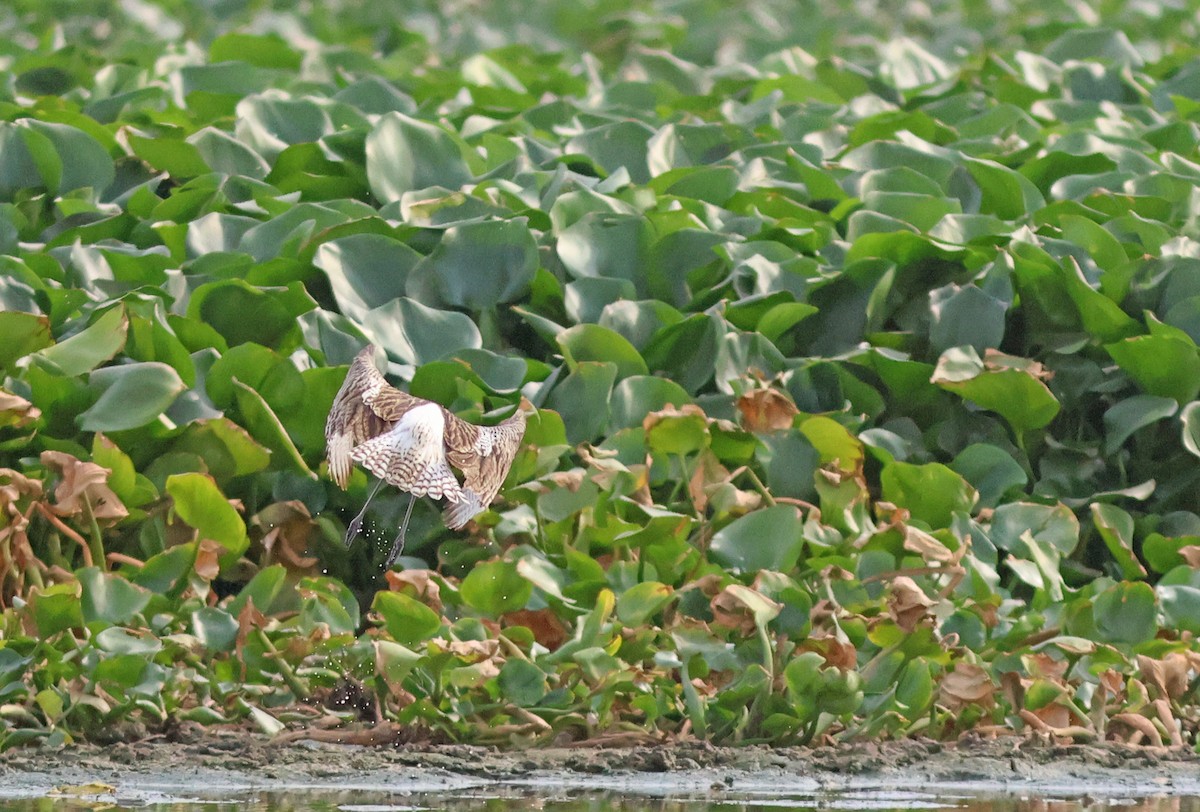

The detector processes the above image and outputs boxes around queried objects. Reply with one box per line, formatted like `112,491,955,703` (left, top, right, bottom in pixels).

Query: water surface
5,788,1200,812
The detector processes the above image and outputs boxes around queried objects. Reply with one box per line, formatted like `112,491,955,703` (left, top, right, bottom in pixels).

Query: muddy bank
2,735,1199,801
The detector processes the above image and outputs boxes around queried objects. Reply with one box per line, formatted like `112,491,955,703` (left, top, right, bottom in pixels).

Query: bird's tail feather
444,489,484,530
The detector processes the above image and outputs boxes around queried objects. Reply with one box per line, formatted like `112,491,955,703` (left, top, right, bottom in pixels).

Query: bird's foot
384,529,407,568
343,516,364,548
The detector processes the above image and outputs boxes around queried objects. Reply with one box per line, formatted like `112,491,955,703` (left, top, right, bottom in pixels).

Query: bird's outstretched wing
324,345,425,488
442,411,526,528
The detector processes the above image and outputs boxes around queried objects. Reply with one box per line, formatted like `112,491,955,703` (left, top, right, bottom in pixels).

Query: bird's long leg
384,493,417,568
344,477,386,548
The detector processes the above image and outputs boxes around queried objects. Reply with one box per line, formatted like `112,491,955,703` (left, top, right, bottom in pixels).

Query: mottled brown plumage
324,345,532,564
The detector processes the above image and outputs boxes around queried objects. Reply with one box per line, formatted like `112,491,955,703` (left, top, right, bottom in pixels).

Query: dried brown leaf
0,391,41,429
736,388,798,433
253,501,318,574
194,538,223,582
1177,546,1200,567
887,576,935,632
939,663,996,711
710,587,758,637
385,569,443,613
503,608,569,651
1138,652,1191,700
40,450,127,525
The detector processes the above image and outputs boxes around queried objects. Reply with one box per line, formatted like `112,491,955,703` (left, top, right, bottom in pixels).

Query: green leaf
1091,503,1147,580
1093,581,1158,647
0,119,114,196
366,112,472,201
192,606,239,652
210,32,301,69
616,581,673,626
165,472,248,567
1181,401,1200,460
78,567,152,625
36,305,128,377
78,362,186,432
798,416,862,474
497,659,547,707
928,284,1007,355
30,582,83,637
460,560,533,616
372,591,442,646
313,234,421,324
895,659,933,716
1105,395,1178,454
557,213,653,286
644,407,709,456
962,156,1045,220
172,418,272,480
547,361,617,444
228,565,292,617
232,378,315,478
126,133,211,178
949,444,1027,509
557,324,648,380
880,461,978,529
0,312,52,373
360,297,482,367
642,314,722,394
187,279,311,351
1106,335,1200,405
609,376,692,431
1143,533,1200,574
990,502,1080,556
931,346,1060,432
710,506,805,573
94,626,161,656
412,219,538,310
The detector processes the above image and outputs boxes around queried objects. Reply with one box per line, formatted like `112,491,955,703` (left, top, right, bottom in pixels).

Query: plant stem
81,494,107,572
254,629,309,700
740,467,777,508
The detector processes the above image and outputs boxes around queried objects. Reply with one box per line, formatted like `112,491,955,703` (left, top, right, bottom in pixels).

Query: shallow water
5,789,1200,812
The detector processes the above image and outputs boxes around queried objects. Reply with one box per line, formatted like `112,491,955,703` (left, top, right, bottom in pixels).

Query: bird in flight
325,345,533,566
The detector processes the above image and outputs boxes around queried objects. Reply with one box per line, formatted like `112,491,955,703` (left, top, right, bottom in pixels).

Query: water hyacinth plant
1,0,1200,750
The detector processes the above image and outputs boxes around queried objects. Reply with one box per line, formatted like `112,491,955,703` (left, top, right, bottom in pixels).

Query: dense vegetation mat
2,0,1200,749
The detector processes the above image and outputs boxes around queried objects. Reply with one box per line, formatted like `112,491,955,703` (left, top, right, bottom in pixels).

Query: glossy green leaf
710,506,805,573
361,297,482,367
880,461,977,529
1093,581,1157,646
460,560,533,615
931,346,1060,432
366,112,472,201
165,472,248,565
79,567,152,625
412,219,538,310
373,591,442,646
78,362,186,432
1106,335,1200,405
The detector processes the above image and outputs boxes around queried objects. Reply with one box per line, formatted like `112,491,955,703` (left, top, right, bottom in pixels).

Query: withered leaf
887,576,935,632
939,662,996,710
253,500,318,573
736,387,798,433
40,450,127,525
385,569,443,613
504,608,568,651
0,391,41,429
1137,652,1190,700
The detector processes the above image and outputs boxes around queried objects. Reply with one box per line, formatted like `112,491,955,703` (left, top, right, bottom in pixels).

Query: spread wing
324,345,426,488
442,411,525,521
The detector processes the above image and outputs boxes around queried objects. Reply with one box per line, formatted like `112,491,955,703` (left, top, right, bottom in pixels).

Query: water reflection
5,789,1200,812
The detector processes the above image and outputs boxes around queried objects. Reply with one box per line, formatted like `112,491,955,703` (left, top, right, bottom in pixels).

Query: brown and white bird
325,345,533,566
